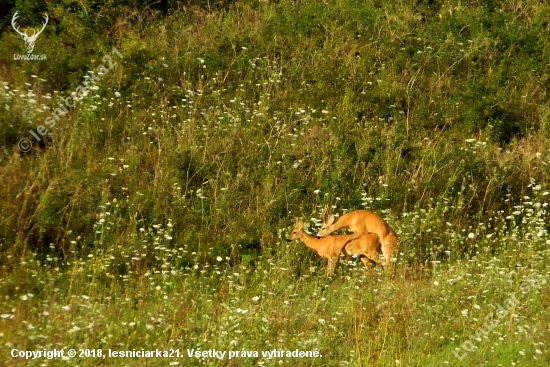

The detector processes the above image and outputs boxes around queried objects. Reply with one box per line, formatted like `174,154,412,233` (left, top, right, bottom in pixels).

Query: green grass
1,0,550,366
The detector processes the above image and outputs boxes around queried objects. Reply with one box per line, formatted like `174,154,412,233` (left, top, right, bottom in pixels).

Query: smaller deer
287,218,382,276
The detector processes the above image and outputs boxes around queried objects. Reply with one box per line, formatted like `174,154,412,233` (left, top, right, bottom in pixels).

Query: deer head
12,11,48,54
287,218,304,241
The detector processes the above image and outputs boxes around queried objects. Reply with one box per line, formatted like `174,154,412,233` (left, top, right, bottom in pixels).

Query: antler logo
11,11,48,54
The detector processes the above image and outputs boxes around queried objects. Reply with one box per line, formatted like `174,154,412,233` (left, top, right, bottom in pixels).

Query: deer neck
299,232,326,254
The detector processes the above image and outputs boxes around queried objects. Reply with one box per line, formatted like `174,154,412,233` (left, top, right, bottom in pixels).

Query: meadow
1,0,550,366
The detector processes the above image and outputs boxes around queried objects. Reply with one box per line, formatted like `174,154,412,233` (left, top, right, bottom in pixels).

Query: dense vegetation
1,0,549,366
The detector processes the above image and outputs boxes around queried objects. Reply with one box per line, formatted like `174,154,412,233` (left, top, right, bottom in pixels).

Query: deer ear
327,214,335,225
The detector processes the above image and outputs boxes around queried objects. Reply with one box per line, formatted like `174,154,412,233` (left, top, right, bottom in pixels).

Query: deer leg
360,256,377,271
367,247,382,267
381,242,395,272
326,258,337,276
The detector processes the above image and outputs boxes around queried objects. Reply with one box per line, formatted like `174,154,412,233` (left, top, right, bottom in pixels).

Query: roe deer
317,206,398,268
287,218,383,276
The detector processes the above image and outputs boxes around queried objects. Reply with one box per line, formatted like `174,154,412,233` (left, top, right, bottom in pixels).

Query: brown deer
287,218,383,276
317,206,398,268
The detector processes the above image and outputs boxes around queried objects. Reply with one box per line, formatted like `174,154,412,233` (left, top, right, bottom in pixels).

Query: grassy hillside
1,0,549,366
